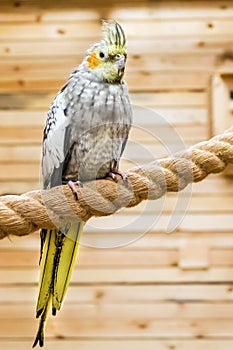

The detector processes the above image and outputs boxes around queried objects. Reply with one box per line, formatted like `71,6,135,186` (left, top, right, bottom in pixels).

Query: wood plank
210,249,233,266
129,124,206,144
0,0,231,9
101,35,233,56
100,192,233,214
0,77,64,93
2,231,233,251
0,92,207,110
0,0,149,8
0,22,101,40
1,284,233,304
1,303,233,320
1,232,233,258
1,340,233,350
0,93,56,110
0,20,233,40
0,164,39,180
0,40,90,57
0,249,179,268
1,38,233,59
0,317,233,338
112,2,233,19
0,127,42,145
0,54,219,74
83,213,233,240
0,72,209,92
1,1,233,22
130,92,207,107
126,72,209,91
125,194,233,214
0,9,99,23
65,284,233,303
119,232,233,250
0,246,232,269
81,230,233,250
180,195,233,213
0,110,46,126
210,74,231,136
0,107,207,128
0,146,41,162
179,239,209,270
0,58,84,75
0,267,233,284
192,175,233,194
178,214,233,233
0,54,208,73
0,181,39,195
123,20,233,38
0,124,207,145
0,136,204,164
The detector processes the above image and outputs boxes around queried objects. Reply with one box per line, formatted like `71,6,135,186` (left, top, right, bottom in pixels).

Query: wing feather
42,90,72,189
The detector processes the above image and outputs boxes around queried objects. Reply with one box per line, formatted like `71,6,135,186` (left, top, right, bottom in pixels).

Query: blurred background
0,0,233,349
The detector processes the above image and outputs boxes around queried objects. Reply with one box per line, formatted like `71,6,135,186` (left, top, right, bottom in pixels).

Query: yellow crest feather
102,20,126,49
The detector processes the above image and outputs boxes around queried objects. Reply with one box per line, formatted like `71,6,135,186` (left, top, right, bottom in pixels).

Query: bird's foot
108,169,128,182
68,180,83,200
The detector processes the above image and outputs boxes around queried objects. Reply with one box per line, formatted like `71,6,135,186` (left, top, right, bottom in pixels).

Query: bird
32,20,132,347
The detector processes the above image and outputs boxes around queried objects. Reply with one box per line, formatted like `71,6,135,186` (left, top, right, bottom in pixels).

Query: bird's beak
117,56,126,76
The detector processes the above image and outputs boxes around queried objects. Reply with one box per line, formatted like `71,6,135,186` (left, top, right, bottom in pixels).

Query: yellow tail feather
52,221,84,312
33,222,84,347
36,229,56,318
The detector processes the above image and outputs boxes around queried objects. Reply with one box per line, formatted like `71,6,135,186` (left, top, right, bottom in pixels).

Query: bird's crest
102,20,126,50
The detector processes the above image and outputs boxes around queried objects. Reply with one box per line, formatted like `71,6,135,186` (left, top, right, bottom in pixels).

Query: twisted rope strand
0,128,232,239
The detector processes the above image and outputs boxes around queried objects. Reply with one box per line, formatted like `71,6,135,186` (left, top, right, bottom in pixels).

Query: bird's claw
68,180,83,200
108,170,128,182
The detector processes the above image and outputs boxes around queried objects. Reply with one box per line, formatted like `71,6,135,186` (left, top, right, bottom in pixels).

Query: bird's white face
86,45,127,84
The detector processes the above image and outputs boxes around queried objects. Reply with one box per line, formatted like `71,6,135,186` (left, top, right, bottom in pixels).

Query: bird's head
85,20,127,84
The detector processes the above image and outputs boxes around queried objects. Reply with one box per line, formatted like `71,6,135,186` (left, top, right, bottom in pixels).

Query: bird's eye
99,52,105,59
115,53,121,59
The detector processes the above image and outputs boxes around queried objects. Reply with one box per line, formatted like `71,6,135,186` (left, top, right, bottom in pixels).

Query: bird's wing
42,86,72,189
120,86,133,157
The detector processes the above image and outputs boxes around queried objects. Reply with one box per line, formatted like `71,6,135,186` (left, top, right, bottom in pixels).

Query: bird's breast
63,79,132,182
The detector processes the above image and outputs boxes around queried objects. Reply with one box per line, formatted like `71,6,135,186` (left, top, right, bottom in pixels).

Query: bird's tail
33,222,84,347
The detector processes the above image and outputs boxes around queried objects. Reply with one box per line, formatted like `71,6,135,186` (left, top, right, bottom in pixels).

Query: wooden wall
0,1,233,349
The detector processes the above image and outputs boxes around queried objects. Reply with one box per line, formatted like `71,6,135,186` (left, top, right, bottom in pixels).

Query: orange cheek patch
87,52,100,68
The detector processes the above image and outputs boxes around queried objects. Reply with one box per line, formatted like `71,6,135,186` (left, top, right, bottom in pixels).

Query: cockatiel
33,20,132,347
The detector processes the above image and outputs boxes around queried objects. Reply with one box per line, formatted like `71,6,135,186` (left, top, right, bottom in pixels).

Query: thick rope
0,127,233,239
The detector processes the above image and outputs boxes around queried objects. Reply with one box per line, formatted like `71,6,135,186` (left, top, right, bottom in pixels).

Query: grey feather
42,64,132,188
